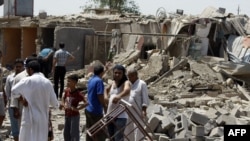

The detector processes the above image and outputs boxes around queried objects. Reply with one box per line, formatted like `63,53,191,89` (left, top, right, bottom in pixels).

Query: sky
0,0,249,17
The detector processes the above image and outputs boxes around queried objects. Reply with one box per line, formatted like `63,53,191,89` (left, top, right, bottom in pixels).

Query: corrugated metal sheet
227,17,247,36
199,6,227,18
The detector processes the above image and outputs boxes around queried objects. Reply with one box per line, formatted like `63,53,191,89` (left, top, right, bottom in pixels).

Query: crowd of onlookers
0,42,150,141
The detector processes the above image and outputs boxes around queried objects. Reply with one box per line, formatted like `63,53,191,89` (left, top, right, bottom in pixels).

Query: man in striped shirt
52,42,75,99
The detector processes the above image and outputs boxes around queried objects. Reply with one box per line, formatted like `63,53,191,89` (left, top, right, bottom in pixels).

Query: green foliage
87,0,140,14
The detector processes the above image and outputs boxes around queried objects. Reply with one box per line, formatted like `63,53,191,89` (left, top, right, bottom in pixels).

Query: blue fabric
108,118,127,141
8,108,19,137
39,48,52,57
86,75,104,115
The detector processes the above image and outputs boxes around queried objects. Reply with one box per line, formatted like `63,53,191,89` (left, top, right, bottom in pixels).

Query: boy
59,74,87,141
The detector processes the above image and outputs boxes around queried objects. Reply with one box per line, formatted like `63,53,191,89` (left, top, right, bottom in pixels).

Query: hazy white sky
0,0,249,16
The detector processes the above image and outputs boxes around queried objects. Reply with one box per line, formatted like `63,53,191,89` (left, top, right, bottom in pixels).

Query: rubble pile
109,50,250,140
2,51,250,141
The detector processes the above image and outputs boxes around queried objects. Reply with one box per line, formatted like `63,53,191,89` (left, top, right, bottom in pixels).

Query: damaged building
2,1,250,141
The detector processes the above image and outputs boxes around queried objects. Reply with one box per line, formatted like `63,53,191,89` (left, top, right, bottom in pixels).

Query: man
11,60,59,141
52,42,75,99
38,47,56,78
85,64,107,141
5,58,24,141
10,56,38,128
105,65,131,141
125,67,149,141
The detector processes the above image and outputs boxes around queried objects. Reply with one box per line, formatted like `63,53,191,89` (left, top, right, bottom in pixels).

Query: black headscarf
113,65,127,88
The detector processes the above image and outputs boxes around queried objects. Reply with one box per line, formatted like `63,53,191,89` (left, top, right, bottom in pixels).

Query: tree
91,0,140,14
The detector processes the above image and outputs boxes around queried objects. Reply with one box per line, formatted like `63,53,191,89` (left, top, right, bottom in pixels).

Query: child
59,74,88,141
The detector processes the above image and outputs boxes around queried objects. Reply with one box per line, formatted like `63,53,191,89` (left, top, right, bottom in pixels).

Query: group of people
0,41,150,141
86,63,150,141
0,42,77,141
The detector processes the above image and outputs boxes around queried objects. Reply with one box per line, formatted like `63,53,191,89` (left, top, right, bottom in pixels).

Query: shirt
128,79,149,112
38,48,53,58
107,82,129,119
11,73,58,141
86,75,104,115
63,88,84,117
53,49,71,66
5,73,15,101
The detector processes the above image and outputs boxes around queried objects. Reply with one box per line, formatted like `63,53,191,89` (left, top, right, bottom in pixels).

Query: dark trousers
53,66,66,99
107,118,127,141
85,109,106,141
64,115,80,141
38,56,53,78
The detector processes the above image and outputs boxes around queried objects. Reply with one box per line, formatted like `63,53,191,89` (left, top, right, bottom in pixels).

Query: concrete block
174,114,188,132
161,117,175,131
159,135,170,141
209,127,224,137
190,112,209,125
192,126,204,136
216,114,236,125
147,113,162,132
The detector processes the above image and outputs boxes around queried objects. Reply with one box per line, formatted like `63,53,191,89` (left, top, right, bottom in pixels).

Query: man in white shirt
5,58,24,141
11,60,59,141
125,67,149,141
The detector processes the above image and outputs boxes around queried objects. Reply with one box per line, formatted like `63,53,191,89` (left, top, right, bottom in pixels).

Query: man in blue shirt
38,47,56,78
85,64,107,141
